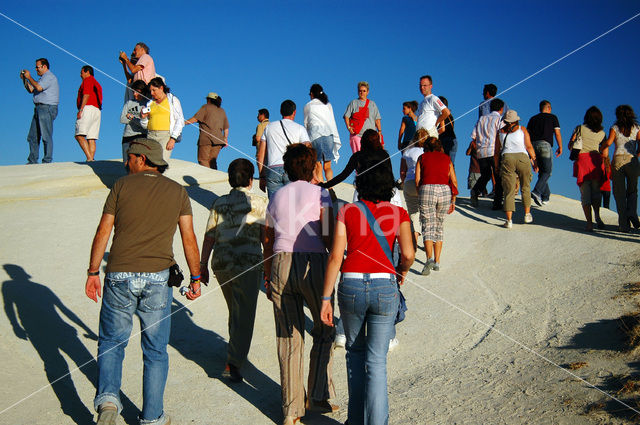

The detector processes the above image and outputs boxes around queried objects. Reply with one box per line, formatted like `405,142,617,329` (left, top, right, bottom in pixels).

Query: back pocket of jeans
337,289,356,314
104,278,132,309
140,282,169,312
376,292,398,316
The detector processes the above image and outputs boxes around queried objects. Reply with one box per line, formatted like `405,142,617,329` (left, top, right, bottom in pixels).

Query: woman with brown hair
415,136,458,275
600,105,640,232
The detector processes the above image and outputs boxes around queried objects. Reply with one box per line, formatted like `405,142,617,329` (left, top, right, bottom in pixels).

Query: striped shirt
472,111,503,159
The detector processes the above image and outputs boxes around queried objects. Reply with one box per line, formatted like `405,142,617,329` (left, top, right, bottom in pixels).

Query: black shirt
527,112,560,145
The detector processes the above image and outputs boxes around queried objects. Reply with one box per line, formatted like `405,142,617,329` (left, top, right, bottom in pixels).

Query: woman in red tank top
415,137,458,275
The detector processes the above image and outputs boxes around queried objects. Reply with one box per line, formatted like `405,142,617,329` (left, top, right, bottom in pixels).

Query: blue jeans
442,137,457,168
265,165,289,198
311,135,336,162
27,104,58,163
532,140,553,201
94,270,172,425
339,275,399,425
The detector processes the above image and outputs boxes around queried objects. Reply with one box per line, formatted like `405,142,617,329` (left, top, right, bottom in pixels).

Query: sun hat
206,92,219,100
127,138,168,167
503,110,521,123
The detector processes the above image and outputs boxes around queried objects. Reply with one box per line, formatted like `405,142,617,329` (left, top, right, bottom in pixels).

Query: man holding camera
85,138,201,425
21,58,59,164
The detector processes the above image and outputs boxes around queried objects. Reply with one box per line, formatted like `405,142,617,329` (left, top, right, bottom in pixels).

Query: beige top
578,125,605,153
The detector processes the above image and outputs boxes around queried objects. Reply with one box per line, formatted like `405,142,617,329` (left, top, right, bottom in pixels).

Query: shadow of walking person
1,264,139,424
169,298,283,423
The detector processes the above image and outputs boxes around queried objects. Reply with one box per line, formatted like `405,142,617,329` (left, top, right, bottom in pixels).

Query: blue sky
2,1,639,201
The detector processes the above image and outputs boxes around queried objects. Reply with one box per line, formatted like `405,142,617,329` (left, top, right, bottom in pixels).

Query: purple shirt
267,181,331,253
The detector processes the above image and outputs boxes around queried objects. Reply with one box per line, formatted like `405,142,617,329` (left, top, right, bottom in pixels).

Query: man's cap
206,92,219,100
503,110,521,123
127,138,168,167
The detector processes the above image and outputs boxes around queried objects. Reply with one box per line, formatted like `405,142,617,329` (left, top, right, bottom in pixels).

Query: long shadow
460,197,640,243
1,264,138,424
169,298,282,423
584,362,640,421
183,175,219,209
82,160,127,189
559,319,627,352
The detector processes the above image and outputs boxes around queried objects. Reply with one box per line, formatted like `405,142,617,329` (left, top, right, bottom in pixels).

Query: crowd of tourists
19,42,639,425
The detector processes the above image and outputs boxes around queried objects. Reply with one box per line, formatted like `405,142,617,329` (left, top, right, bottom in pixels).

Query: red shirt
337,200,409,273
77,75,103,110
418,151,459,195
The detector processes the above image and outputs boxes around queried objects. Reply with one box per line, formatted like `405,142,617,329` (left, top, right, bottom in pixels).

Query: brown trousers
198,144,223,169
269,252,335,418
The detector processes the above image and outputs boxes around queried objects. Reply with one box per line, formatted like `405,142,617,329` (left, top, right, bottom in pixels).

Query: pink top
133,53,156,83
267,181,331,253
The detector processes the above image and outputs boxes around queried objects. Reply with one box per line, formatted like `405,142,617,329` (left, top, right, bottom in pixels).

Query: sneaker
222,363,243,382
96,405,118,425
524,213,533,224
503,219,512,229
431,262,440,271
334,333,346,348
421,260,432,276
306,399,339,413
542,200,549,205
531,192,542,206
388,338,399,351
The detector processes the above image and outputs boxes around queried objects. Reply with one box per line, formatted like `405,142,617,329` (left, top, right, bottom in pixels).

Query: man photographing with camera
20,58,59,164
85,138,201,425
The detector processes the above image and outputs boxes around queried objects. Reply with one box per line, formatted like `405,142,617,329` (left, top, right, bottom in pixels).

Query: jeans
311,135,336,162
27,104,58,163
265,165,290,199
339,275,399,425
472,157,503,208
532,140,553,201
612,158,639,230
94,270,172,425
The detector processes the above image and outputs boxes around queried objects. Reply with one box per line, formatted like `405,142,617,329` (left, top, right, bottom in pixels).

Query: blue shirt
33,70,59,105
478,99,509,118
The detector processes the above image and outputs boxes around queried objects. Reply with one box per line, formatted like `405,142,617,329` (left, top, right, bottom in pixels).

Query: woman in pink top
263,143,337,425
415,137,458,275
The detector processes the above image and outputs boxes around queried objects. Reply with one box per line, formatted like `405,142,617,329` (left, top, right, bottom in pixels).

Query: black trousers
472,157,503,207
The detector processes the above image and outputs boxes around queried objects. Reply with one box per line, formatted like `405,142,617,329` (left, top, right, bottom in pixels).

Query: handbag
349,99,369,135
353,201,407,324
569,125,583,161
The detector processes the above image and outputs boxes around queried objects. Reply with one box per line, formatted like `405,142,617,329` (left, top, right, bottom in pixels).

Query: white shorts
75,105,101,140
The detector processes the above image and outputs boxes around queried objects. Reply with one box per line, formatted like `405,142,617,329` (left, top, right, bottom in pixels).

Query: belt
342,272,394,279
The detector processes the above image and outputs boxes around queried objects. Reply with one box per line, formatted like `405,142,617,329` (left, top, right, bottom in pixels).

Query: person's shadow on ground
0,264,138,424
169,297,283,423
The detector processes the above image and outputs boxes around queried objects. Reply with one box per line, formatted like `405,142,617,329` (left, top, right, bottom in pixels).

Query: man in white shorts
416,75,450,138
75,65,103,161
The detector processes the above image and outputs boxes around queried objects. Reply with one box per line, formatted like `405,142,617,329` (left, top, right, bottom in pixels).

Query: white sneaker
388,338,399,352
334,334,346,348
503,219,513,229
524,213,533,224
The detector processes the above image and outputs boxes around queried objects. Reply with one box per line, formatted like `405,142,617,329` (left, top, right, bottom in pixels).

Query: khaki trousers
214,268,262,368
501,153,532,212
198,144,223,170
269,252,335,418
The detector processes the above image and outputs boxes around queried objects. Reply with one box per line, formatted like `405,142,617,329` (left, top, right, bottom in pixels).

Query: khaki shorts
75,105,101,140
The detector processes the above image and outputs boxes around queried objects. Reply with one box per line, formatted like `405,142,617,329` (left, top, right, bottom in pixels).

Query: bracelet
190,274,201,281
87,269,99,276
321,296,331,301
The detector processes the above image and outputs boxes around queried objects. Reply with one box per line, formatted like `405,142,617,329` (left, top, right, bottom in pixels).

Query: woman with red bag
343,81,382,153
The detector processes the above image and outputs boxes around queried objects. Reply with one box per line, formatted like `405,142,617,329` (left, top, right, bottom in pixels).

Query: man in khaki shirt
254,108,269,159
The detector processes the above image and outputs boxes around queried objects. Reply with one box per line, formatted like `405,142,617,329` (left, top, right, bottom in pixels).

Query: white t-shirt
402,147,423,181
261,119,310,166
612,124,639,156
417,94,446,132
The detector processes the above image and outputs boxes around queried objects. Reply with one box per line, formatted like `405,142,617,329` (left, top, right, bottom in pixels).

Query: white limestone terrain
1,159,639,425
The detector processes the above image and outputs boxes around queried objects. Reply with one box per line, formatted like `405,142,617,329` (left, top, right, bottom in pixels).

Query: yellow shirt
148,97,171,131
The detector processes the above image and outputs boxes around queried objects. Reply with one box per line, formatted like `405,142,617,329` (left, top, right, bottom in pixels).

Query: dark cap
127,138,168,167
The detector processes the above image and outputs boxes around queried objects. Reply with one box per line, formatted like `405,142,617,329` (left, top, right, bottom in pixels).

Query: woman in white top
600,105,640,231
400,128,428,241
304,84,341,182
498,110,537,228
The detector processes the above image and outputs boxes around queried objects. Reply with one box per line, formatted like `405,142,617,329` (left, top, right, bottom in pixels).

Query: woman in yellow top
141,77,184,161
